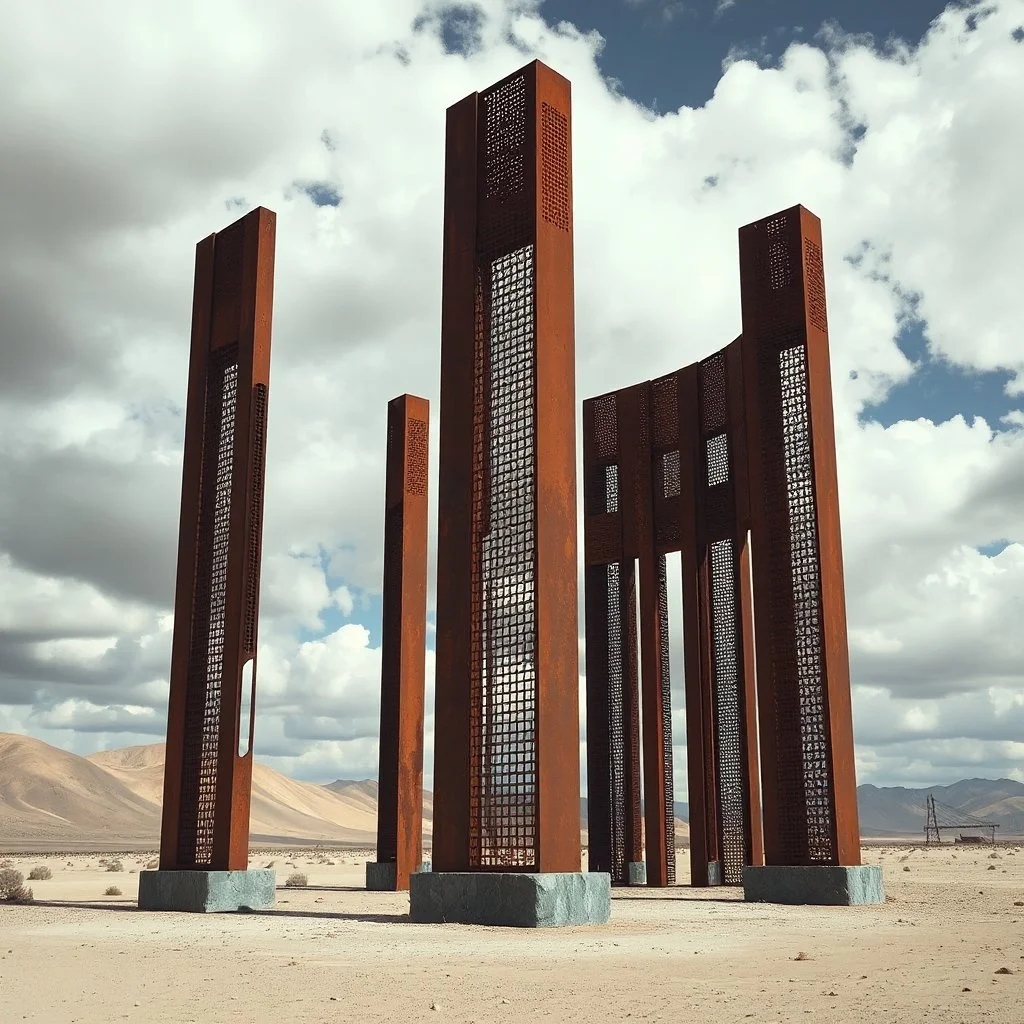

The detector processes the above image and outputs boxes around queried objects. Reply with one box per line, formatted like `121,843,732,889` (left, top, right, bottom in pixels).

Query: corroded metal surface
582,206,859,885
375,394,429,890
739,205,861,867
160,207,276,872
433,61,580,874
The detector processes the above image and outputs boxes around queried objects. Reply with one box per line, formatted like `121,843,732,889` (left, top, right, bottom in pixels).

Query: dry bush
284,872,308,888
106,859,124,873
145,859,158,869
0,858,13,869
104,886,122,896
0,867,34,903
28,866,52,881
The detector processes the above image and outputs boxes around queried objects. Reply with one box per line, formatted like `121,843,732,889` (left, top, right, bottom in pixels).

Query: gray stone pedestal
410,871,611,927
138,869,275,913
627,861,646,886
365,861,397,891
743,864,884,906
365,860,432,890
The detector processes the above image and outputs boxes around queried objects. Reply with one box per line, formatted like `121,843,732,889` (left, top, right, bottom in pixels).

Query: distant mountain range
1,733,1022,846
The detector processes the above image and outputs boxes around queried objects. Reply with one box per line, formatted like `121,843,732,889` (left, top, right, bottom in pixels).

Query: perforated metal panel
469,71,540,869
708,538,746,883
758,338,835,864
606,560,627,881
178,343,239,867
657,553,676,883
405,418,428,496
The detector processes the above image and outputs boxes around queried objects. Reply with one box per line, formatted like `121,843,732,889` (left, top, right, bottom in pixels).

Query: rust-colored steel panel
739,204,861,866
433,91,478,874
433,61,580,874
158,207,276,872
584,351,763,888
583,394,643,885
375,395,429,890
618,383,675,888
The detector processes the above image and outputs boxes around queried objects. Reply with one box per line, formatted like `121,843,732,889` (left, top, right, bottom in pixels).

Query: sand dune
0,733,160,843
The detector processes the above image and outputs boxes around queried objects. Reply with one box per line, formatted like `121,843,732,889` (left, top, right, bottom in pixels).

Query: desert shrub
28,866,52,881
0,867,34,903
264,860,276,869
145,859,158,869
284,872,308,888
104,886,122,896
0,859,13,869
106,859,124,873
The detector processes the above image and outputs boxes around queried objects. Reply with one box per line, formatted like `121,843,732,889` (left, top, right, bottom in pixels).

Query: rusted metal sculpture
158,207,276,872
432,60,581,874
372,394,430,891
584,204,861,886
583,351,762,888
738,204,861,868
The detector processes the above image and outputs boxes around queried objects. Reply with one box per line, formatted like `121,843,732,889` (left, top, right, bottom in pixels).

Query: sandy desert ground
1,843,1022,1023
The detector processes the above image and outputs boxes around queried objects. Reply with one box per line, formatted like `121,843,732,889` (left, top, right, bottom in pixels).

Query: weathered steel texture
583,353,763,887
739,204,860,867
159,207,276,872
583,395,643,885
375,394,429,890
433,61,580,874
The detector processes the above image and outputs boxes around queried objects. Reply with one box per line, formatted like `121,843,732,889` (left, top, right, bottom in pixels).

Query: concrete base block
627,861,646,886
409,871,611,928
365,861,397,891
707,860,722,886
743,864,885,906
137,869,275,913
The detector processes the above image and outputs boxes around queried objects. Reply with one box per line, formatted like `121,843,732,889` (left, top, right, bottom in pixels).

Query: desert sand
2,843,1023,1023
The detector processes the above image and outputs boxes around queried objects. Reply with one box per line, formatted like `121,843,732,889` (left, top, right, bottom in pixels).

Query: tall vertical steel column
583,353,764,888
739,204,861,867
374,395,430,890
582,391,645,886
159,207,276,872
679,343,763,885
433,60,580,874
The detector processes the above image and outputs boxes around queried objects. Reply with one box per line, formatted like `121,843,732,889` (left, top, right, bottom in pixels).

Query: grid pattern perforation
650,374,680,449
699,353,728,435
657,554,676,883
593,394,618,460
706,433,729,488
759,339,836,864
483,75,527,204
709,538,747,884
470,242,538,869
804,238,827,333
405,417,428,496
606,561,627,882
540,102,570,231
178,343,239,867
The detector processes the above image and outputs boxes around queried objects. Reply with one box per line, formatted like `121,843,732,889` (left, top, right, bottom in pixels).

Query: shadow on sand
27,899,407,925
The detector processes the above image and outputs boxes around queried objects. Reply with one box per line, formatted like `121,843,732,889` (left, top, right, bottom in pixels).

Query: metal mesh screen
606,560,627,882
178,343,239,867
657,553,676,883
708,538,746,883
759,337,835,863
471,243,538,868
468,71,541,869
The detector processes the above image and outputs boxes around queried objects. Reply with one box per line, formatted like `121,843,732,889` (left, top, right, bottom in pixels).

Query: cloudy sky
1,0,1021,795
